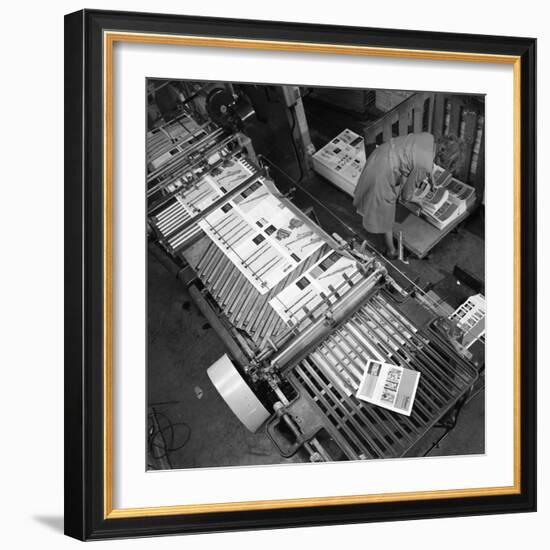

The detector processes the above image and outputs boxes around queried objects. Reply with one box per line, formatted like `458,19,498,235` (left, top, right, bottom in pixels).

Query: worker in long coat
353,132,463,258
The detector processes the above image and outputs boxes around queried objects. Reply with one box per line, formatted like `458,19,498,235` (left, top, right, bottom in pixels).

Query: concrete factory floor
147,94,485,470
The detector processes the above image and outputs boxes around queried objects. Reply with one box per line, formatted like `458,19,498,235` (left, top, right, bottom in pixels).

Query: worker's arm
400,167,430,204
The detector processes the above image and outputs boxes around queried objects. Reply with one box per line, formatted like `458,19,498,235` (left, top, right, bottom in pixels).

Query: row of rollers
195,242,288,345
219,244,334,346
149,141,244,212
149,126,224,171
147,129,225,187
295,358,409,459
297,303,451,457
156,203,201,252
155,182,226,251
147,131,195,164
349,302,452,415
367,294,476,389
153,157,247,234
146,119,199,156
161,154,254,218
200,242,368,351
195,242,333,349
154,200,192,234
159,170,257,253
277,266,364,329
349,298,469,414
263,266,368,357
306,311,437,443
153,201,202,252
167,190,247,251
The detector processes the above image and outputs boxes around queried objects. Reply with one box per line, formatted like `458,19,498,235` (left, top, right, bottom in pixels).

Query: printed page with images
356,359,420,416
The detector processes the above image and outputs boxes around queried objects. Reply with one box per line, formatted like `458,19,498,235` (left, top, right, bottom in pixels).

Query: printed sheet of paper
269,250,359,324
209,158,253,193
175,157,254,215
415,164,476,230
356,359,420,416
432,164,453,187
199,179,325,294
148,119,202,169
176,176,223,215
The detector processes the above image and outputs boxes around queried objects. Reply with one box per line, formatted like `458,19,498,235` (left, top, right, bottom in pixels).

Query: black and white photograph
146,80,486,470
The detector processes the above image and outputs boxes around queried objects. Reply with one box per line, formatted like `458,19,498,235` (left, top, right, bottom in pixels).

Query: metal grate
287,291,478,460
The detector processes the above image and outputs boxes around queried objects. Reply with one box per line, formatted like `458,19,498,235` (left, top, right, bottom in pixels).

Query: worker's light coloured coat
353,132,435,233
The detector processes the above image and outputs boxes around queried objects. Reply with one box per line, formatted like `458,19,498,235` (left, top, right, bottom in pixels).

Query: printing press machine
147,97,480,463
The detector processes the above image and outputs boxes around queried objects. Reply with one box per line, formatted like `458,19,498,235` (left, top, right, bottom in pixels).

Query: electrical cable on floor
148,409,191,466
258,154,445,313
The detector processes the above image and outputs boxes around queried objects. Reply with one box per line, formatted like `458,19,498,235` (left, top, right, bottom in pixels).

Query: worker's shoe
385,249,398,260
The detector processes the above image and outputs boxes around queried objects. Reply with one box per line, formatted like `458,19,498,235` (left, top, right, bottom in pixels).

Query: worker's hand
403,200,422,217
407,201,422,216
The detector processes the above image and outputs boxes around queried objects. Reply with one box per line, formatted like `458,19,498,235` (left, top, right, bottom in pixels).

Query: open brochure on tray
356,359,420,416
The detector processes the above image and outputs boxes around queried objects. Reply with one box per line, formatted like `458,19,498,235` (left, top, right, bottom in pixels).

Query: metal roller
207,354,270,433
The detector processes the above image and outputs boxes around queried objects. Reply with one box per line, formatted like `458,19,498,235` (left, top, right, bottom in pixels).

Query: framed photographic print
64,9,537,540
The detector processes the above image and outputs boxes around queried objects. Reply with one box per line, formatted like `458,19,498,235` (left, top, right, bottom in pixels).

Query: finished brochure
356,360,420,416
